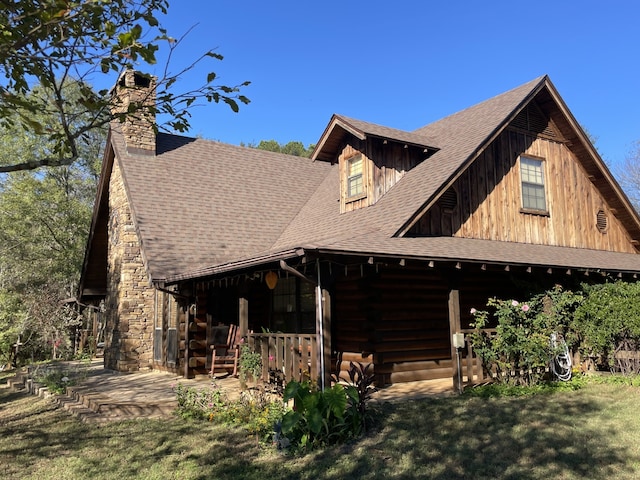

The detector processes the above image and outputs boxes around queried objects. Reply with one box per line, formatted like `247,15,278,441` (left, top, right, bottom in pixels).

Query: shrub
572,281,640,373
238,344,262,383
173,382,285,441
173,382,226,420
470,286,581,386
280,380,361,452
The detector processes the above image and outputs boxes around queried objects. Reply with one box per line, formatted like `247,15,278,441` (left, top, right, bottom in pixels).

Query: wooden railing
246,333,318,383
459,328,496,386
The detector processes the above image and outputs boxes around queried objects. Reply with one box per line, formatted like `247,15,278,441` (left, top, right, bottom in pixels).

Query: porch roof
164,234,640,284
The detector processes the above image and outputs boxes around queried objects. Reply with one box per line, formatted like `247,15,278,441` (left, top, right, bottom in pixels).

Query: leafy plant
172,382,285,441
337,361,377,433
173,382,226,420
280,380,361,452
572,281,640,373
470,286,581,386
239,345,262,383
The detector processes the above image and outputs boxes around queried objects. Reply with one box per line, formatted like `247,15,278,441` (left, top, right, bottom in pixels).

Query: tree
0,0,250,173
0,82,102,365
616,141,640,211
252,140,315,158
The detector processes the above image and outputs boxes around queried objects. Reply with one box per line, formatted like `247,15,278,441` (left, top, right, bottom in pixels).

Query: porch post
448,288,461,393
184,304,191,378
321,287,332,389
239,296,248,338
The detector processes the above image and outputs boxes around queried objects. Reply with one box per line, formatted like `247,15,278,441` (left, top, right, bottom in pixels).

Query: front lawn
1,375,639,479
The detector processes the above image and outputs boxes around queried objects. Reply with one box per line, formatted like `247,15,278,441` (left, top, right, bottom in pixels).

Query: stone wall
104,160,155,372
111,70,156,154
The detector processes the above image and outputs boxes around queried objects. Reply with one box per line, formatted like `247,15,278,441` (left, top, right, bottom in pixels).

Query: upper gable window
520,156,547,213
347,154,364,198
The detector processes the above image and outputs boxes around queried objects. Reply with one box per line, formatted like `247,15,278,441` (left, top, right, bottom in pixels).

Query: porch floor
371,378,455,402
8,360,456,422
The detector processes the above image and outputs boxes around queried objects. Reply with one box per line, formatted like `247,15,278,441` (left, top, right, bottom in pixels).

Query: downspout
279,259,325,390
316,259,325,391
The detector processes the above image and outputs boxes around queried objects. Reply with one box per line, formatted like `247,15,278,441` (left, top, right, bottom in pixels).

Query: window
520,156,547,212
347,154,364,198
271,277,315,333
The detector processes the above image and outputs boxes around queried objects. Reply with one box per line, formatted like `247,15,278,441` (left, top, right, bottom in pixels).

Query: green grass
2,375,640,479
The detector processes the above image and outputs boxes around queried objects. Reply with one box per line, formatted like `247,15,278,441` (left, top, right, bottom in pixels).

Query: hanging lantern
265,271,278,290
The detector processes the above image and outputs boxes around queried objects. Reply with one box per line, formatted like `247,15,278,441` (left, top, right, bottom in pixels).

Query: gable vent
511,104,556,138
439,188,458,212
596,209,608,233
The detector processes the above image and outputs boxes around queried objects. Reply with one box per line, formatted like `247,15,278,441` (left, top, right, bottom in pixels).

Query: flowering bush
469,286,581,386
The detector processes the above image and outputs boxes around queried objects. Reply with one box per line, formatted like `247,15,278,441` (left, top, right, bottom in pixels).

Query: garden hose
550,333,572,381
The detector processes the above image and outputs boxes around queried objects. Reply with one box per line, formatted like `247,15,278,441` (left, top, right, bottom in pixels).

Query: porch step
55,384,176,423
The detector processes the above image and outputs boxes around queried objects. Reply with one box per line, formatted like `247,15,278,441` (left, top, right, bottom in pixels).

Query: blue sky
143,0,640,169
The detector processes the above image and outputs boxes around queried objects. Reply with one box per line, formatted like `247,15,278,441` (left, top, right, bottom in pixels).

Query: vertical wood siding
340,140,424,213
412,129,636,253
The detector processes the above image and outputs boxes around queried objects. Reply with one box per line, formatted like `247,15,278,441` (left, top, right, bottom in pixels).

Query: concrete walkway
7,359,456,423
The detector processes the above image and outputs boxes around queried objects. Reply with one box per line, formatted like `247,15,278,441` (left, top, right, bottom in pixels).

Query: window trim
519,155,548,215
345,153,366,200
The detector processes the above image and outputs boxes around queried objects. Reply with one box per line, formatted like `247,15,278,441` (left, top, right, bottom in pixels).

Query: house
79,71,640,391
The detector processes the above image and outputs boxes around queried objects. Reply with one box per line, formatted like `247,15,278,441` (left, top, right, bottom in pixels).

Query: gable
408,127,637,253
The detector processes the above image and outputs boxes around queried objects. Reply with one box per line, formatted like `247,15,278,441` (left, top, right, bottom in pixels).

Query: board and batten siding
340,140,424,213
411,129,636,253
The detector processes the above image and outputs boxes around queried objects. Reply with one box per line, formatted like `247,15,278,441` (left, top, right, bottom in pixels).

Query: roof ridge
413,75,547,134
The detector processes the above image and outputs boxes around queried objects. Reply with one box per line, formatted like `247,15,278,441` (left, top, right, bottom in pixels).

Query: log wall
332,264,452,385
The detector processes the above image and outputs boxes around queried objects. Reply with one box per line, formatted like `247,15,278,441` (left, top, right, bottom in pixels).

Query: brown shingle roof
313,233,640,273
273,76,547,249
98,75,640,287
311,114,438,162
113,128,332,282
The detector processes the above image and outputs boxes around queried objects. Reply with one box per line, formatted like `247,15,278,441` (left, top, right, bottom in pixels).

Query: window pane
520,157,546,211
348,174,363,196
347,155,364,197
347,155,362,176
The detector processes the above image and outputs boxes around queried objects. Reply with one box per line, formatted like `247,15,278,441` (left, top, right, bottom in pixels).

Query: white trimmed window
520,156,547,212
347,154,364,198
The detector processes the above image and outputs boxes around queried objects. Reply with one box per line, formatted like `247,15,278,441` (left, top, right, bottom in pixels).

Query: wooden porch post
448,288,461,393
239,296,248,338
321,287,332,389
184,304,191,378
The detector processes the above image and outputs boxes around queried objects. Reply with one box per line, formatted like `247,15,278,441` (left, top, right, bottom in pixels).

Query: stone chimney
111,70,157,155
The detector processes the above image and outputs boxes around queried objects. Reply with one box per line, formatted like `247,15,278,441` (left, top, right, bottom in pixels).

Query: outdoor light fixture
265,271,278,290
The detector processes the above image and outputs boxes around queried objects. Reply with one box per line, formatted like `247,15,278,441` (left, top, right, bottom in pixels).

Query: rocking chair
209,324,240,378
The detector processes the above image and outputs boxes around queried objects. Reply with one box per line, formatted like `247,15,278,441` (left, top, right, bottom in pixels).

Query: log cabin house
79,72,640,392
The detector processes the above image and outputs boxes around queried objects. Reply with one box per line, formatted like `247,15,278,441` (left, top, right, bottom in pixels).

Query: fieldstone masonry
103,69,158,372
104,161,155,372
111,70,156,155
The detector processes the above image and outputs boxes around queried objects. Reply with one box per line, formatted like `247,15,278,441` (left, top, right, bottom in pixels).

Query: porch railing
246,333,318,383
459,328,496,386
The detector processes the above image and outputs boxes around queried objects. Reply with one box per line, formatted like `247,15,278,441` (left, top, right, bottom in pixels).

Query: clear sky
144,0,640,169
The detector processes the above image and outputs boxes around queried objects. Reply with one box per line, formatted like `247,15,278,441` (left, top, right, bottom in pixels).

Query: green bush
280,380,362,452
173,382,285,441
238,344,262,383
470,286,581,386
572,281,640,373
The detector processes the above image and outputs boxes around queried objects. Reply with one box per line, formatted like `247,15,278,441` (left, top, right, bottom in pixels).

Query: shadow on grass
1,384,637,480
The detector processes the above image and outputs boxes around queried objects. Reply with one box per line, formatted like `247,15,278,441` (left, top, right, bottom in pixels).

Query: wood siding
411,129,636,253
340,139,425,213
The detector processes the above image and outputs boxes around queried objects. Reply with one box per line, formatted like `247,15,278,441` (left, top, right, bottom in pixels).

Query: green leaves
0,0,250,173
572,281,640,371
470,288,582,386
281,380,362,451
